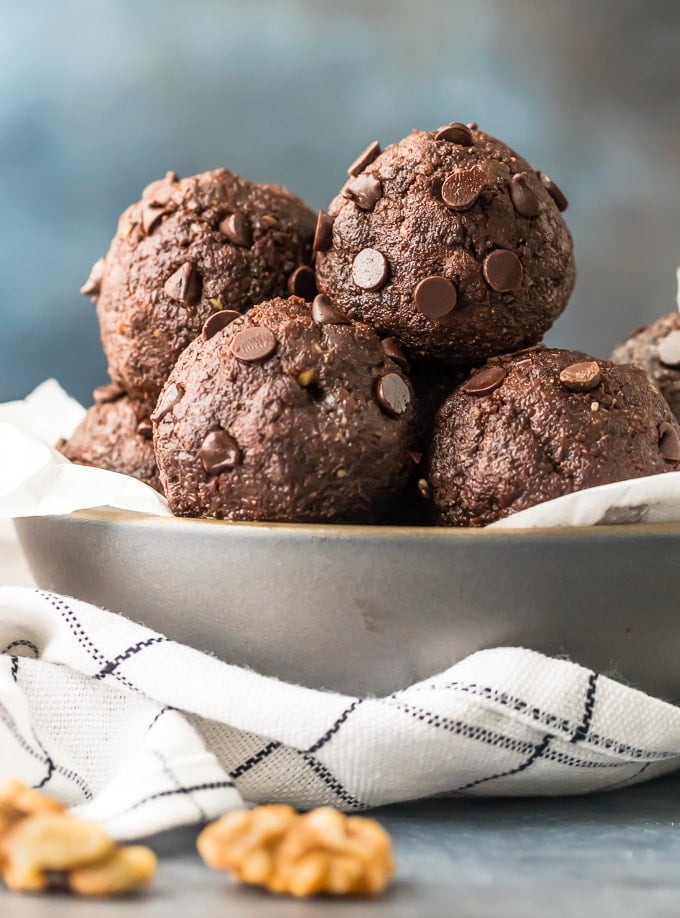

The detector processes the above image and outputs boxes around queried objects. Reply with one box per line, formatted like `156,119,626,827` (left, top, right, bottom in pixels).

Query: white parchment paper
0,382,170,518
1,380,679,528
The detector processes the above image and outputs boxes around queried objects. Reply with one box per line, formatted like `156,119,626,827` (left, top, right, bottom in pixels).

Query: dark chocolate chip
660,422,680,461
381,337,410,370
163,263,202,305
352,249,388,291
417,478,432,500
347,140,381,177
344,174,383,211
219,212,252,247
559,361,602,392
537,171,569,211
152,382,184,421
414,276,458,320
376,373,411,417
510,172,542,218
441,168,486,211
312,210,334,252
231,326,277,362
482,250,523,292
311,294,350,325
435,122,473,145
658,331,680,367
141,203,168,235
80,258,106,297
199,429,242,474
136,419,153,440
287,265,317,300
202,310,241,340
462,366,507,395
93,382,124,405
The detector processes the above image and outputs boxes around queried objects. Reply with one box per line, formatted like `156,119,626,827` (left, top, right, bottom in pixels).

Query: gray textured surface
2,0,680,403
2,775,680,916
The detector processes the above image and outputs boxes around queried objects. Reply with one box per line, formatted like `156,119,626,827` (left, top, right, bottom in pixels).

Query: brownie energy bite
152,297,415,522
315,125,575,366
85,169,316,401
58,385,162,492
425,347,680,527
611,312,680,423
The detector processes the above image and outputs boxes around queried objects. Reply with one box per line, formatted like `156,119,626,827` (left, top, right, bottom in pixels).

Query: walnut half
197,804,394,898
0,780,156,897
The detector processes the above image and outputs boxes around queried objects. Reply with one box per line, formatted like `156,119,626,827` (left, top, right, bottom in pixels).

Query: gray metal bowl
14,510,680,700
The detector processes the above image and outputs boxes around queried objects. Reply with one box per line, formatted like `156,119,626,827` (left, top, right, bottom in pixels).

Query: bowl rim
19,507,680,543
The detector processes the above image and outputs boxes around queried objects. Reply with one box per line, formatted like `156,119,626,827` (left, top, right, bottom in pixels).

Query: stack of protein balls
61,123,680,526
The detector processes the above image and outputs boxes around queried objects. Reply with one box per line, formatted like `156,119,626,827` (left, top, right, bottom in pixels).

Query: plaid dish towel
1,586,680,840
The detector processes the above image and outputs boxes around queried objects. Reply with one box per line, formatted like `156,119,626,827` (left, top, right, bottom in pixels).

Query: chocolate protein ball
85,169,316,400
57,384,162,492
425,347,680,527
152,296,416,522
314,125,575,366
611,312,680,422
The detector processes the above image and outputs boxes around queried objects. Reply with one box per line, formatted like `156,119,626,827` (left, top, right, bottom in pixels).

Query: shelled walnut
0,780,156,897
197,804,394,897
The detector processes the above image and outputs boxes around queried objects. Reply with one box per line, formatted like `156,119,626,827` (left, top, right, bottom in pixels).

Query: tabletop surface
2,525,680,916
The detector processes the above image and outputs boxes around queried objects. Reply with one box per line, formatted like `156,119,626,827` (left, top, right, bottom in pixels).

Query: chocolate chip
462,366,507,395
163,263,202,305
352,248,388,291
199,429,242,474
466,122,478,130
80,258,105,297
287,265,317,300
441,168,486,211
141,203,168,235
344,174,383,211
347,140,381,177
152,382,184,421
658,331,680,367
660,422,680,461
93,382,124,405
202,310,241,340
231,326,277,362
219,212,252,247
312,210,334,252
537,171,569,211
414,276,458,320
482,250,523,292
311,294,350,325
559,361,602,392
435,122,473,145
510,173,542,218
417,478,432,500
381,337,410,370
376,373,411,417
136,419,153,440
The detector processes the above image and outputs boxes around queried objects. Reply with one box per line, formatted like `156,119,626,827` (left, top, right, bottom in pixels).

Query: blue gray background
1,0,679,403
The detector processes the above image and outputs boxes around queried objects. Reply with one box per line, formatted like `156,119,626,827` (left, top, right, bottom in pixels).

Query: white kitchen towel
2,588,680,840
